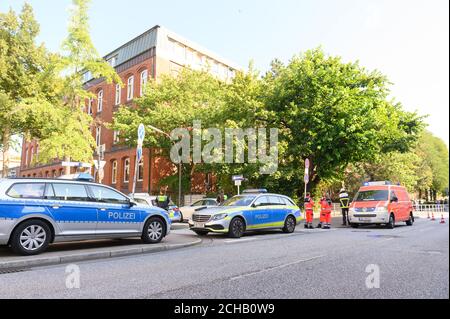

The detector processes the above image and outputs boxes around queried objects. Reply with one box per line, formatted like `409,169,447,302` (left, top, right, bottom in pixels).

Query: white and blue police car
188,189,302,238
0,176,171,255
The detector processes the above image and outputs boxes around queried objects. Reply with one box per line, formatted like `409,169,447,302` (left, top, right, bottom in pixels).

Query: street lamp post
147,125,182,206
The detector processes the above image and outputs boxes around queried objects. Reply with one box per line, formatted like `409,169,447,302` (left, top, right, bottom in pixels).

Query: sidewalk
0,233,201,270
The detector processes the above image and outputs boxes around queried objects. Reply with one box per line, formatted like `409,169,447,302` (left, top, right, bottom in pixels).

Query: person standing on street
318,192,332,229
304,193,315,229
339,188,350,226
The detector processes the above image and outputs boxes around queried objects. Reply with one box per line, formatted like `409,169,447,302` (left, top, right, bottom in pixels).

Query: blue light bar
242,189,268,194
363,181,392,186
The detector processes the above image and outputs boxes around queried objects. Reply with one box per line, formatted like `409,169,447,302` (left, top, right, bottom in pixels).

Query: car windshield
354,190,389,202
221,196,256,207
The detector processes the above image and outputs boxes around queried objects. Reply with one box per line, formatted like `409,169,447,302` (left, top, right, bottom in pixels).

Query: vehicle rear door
47,183,98,236
88,184,142,235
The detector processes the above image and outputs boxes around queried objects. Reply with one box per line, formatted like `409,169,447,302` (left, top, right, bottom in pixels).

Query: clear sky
1,0,449,146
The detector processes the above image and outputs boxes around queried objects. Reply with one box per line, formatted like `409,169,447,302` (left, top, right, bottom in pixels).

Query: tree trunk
1,127,11,178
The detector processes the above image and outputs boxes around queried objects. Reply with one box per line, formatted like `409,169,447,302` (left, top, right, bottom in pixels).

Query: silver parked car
0,178,171,255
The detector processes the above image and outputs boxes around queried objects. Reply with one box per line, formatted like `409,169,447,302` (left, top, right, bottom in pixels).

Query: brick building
19,25,239,198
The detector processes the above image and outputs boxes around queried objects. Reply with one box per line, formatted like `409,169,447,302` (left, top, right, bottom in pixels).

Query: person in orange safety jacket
304,193,315,229
318,193,332,229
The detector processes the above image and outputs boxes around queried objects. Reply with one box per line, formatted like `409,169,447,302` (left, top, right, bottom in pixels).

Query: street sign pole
304,159,310,200
132,124,145,197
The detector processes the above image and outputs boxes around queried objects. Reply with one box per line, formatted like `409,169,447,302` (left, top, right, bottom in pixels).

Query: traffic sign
232,175,245,182
93,160,106,170
138,123,145,143
305,158,310,169
304,173,309,184
136,146,143,161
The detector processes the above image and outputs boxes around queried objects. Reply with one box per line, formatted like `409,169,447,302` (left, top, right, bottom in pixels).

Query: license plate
194,222,205,228
359,218,371,222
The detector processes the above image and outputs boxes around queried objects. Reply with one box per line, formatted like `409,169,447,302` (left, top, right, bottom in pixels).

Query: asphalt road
0,218,448,299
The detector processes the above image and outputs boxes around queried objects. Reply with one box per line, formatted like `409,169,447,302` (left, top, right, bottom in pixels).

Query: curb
0,237,202,271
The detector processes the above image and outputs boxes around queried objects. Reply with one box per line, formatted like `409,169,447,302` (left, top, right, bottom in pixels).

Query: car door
389,190,401,221
88,184,142,235
250,196,272,229
47,183,98,236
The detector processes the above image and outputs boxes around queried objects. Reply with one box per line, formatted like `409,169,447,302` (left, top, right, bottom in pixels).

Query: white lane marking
224,238,259,244
230,255,325,281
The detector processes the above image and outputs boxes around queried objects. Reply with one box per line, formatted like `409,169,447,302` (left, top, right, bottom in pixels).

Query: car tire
10,219,51,256
142,217,166,244
228,217,245,238
282,215,296,233
386,214,395,229
406,213,414,226
350,223,359,228
194,230,209,236
179,212,184,223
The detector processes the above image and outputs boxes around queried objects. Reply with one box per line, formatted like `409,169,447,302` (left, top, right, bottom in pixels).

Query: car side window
254,196,270,207
206,200,216,205
51,183,90,202
89,185,129,205
268,196,282,205
7,183,45,199
134,198,149,205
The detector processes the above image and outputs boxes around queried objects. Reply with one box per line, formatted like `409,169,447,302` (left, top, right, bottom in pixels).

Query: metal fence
413,204,449,213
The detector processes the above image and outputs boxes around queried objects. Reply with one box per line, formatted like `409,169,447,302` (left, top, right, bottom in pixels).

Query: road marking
229,255,325,281
224,238,259,244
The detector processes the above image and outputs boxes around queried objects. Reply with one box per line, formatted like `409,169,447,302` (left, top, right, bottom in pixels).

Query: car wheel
194,230,209,236
179,212,184,223
386,214,395,229
228,217,245,238
283,215,296,233
350,223,359,228
142,217,166,244
406,213,414,226
10,220,51,256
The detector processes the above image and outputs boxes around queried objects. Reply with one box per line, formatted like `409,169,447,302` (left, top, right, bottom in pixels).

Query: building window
140,70,148,97
87,98,93,115
123,158,130,183
113,130,120,144
97,90,103,112
96,126,101,147
107,55,117,67
30,146,34,166
137,158,144,181
127,76,134,101
24,148,28,167
115,83,121,105
111,160,117,184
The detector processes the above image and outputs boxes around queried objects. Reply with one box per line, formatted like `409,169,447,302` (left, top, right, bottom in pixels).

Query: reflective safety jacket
304,198,315,211
339,192,350,209
320,197,332,213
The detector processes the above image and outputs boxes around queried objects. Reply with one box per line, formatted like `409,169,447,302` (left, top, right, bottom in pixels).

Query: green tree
113,68,226,194
0,4,58,177
36,0,121,174
261,48,424,198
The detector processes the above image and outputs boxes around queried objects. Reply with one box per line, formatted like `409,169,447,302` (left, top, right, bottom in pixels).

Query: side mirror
391,197,398,203
128,200,137,207
251,203,257,208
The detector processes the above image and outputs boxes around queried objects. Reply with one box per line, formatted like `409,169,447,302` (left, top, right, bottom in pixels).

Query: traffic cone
440,215,446,224
431,213,436,221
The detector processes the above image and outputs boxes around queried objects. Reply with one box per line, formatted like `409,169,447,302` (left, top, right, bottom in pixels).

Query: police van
0,177,171,255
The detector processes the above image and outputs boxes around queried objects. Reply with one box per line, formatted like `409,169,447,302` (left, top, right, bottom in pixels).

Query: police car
0,177,171,255
132,193,183,223
188,189,302,238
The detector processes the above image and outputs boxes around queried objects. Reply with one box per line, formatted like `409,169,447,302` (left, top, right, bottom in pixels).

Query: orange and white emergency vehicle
348,181,414,229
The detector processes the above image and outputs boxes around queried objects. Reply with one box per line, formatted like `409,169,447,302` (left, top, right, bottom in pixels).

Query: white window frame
87,98,93,115
123,158,130,183
24,148,28,167
111,160,117,184
113,130,120,144
137,158,144,182
140,70,148,97
127,76,134,101
96,126,101,147
97,90,103,112
115,84,121,105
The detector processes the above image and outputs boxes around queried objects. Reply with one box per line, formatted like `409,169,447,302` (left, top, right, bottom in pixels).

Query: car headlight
211,213,228,221
375,206,388,213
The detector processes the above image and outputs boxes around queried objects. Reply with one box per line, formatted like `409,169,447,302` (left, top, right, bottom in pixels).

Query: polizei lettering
107,212,136,220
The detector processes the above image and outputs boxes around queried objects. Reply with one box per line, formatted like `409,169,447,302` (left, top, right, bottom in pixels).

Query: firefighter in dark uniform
339,188,350,226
